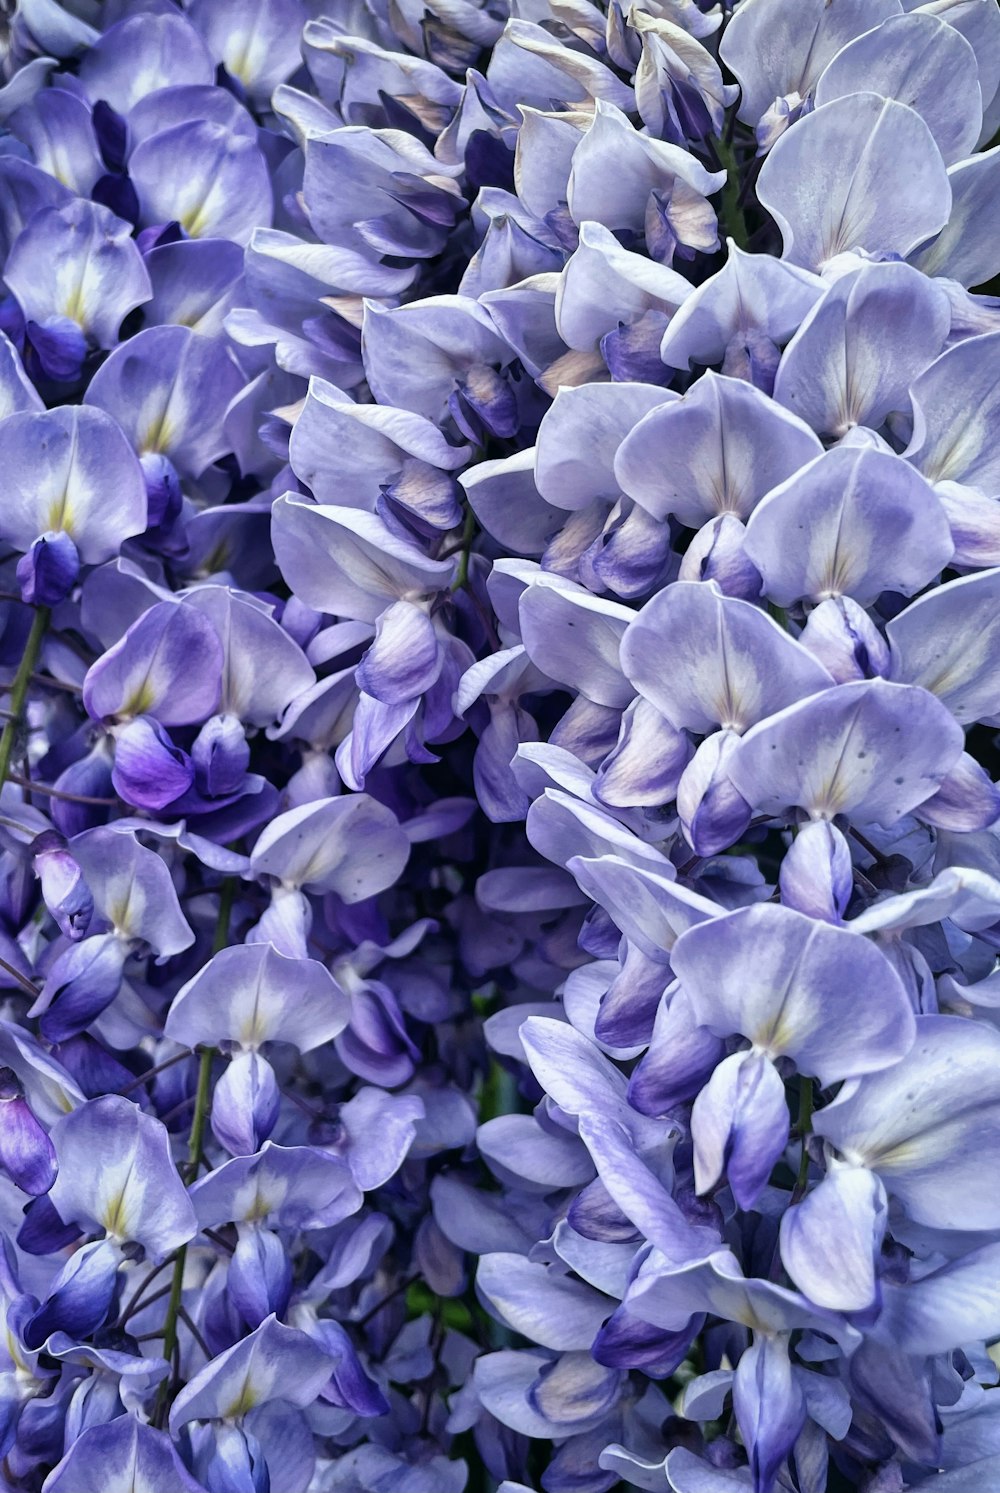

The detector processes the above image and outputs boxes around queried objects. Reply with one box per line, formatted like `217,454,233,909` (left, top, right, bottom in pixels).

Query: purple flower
0,2,998,1489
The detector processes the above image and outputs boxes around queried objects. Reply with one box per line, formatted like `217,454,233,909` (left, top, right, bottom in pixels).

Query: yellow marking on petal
6,1328,28,1374
224,1375,259,1419
110,882,140,935
103,1190,130,1238
757,1013,795,1057
227,51,252,86
239,1011,268,1048
140,410,174,455
182,201,213,239
62,287,87,326
865,1138,924,1171
110,903,130,933
194,543,231,578
245,1188,274,1224
45,495,73,534
734,1302,768,1333
119,680,157,720
919,660,970,701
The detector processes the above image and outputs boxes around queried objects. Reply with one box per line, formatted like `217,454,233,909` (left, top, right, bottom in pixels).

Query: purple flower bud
34,933,128,1042
16,530,80,606
312,1319,389,1416
91,100,127,172
49,742,115,838
721,327,782,394
0,1067,57,1195
135,221,184,255
450,363,519,442
601,313,672,384
677,515,763,600
22,1239,121,1349
18,1194,82,1255
25,315,88,382
32,832,93,941
192,713,250,798
139,451,183,529
228,1225,293,1329
377,464,463,540
91,172,140,227
336,981,420,1088
111,716,194,811
211,1052,280,1156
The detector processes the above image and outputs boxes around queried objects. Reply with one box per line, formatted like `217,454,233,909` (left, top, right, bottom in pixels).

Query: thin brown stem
8,771,116,806
849,826,890,867
0,954,39,998
157,1094,196,1126
118,1271,175,1327
355,1273,418,1329
178,1305,212,1361
202,1226,235,1255
117,1049,192,1097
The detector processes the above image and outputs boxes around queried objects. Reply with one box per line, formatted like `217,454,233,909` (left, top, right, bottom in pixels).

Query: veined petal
0,406,147,564
48,1096,196,1259
813,1015,1000,1229
248,795,409,900
729,679,964,823
671,902,914,1082
757,94,951,270
621,581,832,734
616,371,821,527
166,942,349,1053
477,1252,614,1351
44,1418,205,1493
5,198,150,349
169,1315,333,1430
744,447,953,607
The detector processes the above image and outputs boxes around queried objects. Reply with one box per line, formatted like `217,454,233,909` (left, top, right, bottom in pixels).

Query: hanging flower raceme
0,0,998,1488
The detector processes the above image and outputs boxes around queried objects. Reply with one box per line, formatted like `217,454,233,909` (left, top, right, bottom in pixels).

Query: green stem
450,507,477,593
157,1046,213,1402
479,1058,519,1125
155,877,235,1418
158,1249,188,1407
0,606,49,791
212,875,237,954
714,135,750,251
185,1047,215,1178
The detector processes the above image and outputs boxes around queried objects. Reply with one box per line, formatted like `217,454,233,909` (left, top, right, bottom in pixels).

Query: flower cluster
0,0,998,1490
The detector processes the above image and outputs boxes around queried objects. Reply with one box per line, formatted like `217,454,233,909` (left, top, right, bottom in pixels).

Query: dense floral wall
0,1,998,1490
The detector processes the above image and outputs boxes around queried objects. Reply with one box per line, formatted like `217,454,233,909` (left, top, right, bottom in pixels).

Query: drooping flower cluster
0,0,998,1490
